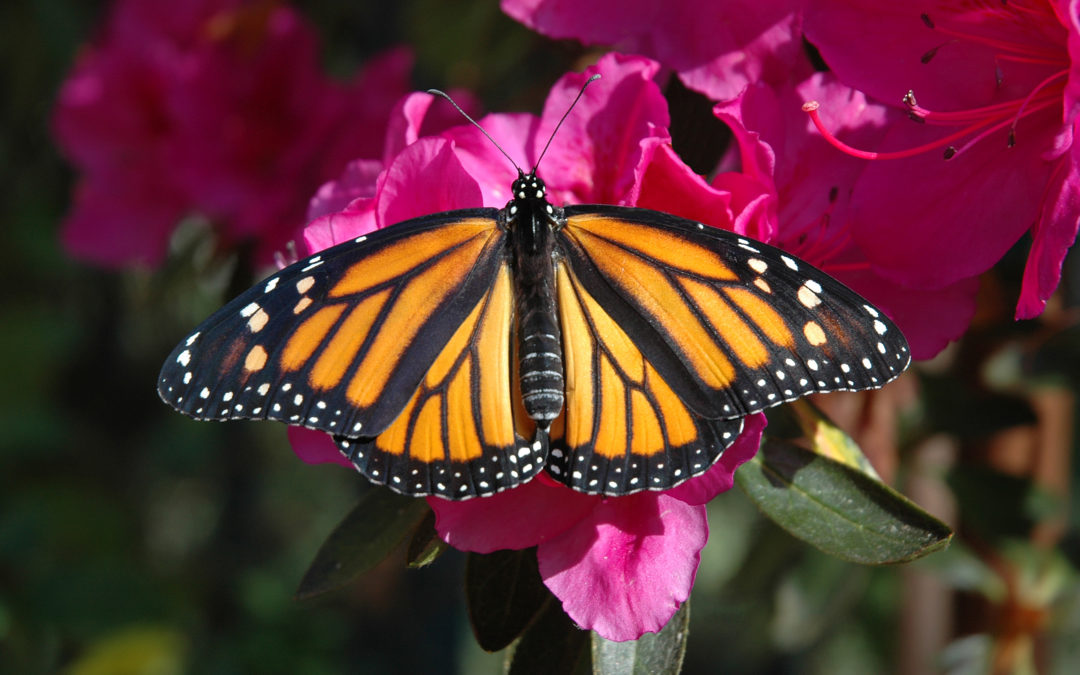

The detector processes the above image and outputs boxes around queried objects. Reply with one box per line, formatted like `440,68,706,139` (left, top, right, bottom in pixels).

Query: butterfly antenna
532,73,601,174
426,88,523,175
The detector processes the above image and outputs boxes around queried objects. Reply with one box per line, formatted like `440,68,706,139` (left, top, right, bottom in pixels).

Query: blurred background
3,0,1080,673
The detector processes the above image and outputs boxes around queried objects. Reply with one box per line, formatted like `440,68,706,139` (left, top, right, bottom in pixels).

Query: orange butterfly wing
158,211,540,498
558,207,910,421
546,260,744,494
337,263,544,498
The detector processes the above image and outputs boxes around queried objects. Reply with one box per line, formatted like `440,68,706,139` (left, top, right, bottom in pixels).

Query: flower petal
443,112,539,206
536,53,669,206
60,173,187,268
287,427,352,468
538,492,707,641
666,413,766,505
375,137,483,227
301,197,376,256
1018,137,1080,318
306,159,382,222
431,478,599,553
637,144,735,230
503,0,808,101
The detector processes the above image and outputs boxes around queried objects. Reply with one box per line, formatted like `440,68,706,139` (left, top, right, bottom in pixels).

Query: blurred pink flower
53,0,415,268
804,0,1080,318
290,53,768,640
501,0,809,100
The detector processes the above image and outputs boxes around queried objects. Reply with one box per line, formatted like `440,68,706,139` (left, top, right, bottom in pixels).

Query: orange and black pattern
159,173,910,500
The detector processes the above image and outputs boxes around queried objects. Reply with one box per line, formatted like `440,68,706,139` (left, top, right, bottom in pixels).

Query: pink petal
60,173,187,268
383,92,441,166
374,137,483,227
503,0,808,101
306,159,382,222
637,144,736,229
849,117,1058,290
803,0,1054,110
535,53,669,206
443,112,540,206
1018,138,1080,318
301,197,376,256
431,478,599,553
538,492,707,641
287,427,353,468
666,413,766,506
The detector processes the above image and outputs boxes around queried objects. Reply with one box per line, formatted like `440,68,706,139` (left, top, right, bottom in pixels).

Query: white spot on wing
798,283,821,308
296,277,315,294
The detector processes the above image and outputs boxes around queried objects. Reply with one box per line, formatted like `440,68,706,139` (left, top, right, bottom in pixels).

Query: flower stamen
804,60,1064,161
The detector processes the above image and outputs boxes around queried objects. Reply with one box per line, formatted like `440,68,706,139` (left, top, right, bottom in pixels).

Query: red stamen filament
803,67,1064,161
803,102,983,160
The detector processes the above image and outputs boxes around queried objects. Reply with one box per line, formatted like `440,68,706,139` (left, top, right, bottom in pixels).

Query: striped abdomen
516,273,564,426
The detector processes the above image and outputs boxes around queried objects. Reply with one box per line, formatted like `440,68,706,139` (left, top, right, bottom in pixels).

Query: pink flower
291,53,769,640
431,414,764,641
52,0,414,268
712,74,980,358
501,0,810,100
803,0,1080,318
52,0,194,267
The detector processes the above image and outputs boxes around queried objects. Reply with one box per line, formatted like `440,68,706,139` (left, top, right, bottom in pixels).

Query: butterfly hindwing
157,210,507,441
546,260,744,495
335,264,545,499
558,206,910,420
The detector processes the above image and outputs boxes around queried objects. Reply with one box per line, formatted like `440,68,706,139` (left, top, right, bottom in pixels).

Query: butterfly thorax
506,172,564,429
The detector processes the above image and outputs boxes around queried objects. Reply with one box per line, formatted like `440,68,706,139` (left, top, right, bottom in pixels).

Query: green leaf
506,599,590,675
591,599,690,675
784,400,880,479
295,488,430,599
466,548,549,652
737,439,952,564
405,510,449,568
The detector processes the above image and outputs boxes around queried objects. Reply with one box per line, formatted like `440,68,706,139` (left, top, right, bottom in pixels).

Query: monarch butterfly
158,76,910,500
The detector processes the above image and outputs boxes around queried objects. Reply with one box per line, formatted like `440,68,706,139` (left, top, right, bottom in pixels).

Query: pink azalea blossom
290,53,769,640
501,0,810,100
803,0,1080,318
52,0,195,267
52,0,414,268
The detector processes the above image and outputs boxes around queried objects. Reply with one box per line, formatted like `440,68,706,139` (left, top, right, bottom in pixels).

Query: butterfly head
512,171,547,203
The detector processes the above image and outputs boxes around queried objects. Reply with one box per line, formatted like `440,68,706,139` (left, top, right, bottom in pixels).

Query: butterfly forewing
558,206,910,420
157,209,507,441
334,264,545,499
547,260,744,495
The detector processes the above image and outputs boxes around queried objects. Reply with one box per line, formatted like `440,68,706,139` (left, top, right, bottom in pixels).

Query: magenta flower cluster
52,0,423,267
55,0,1080,644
